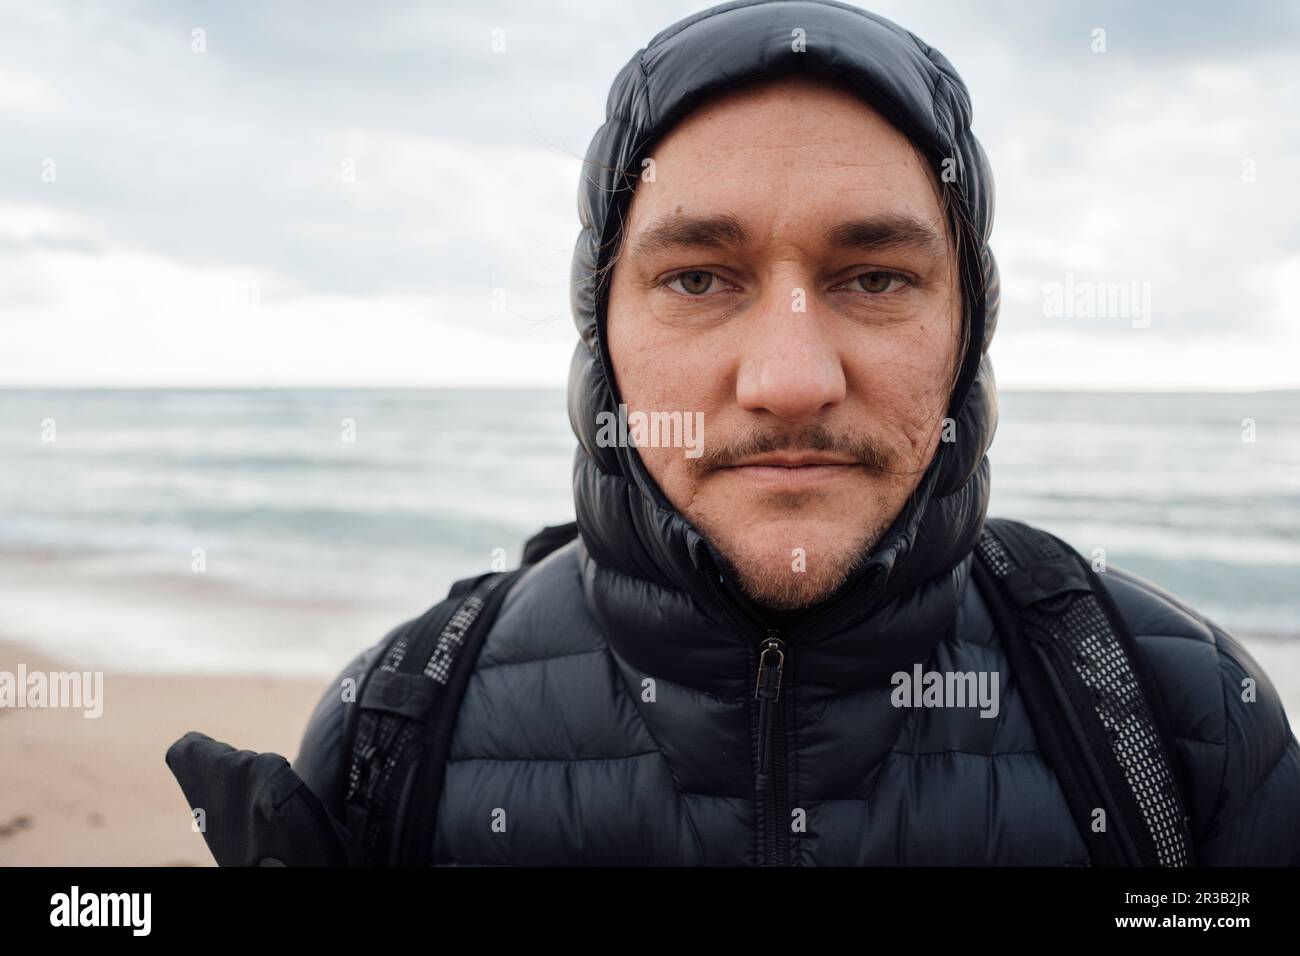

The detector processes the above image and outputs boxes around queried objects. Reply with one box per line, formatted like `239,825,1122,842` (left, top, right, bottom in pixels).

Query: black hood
567,0,1000,646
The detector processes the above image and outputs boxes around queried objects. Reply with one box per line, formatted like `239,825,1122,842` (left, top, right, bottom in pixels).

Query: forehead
626,75,942,240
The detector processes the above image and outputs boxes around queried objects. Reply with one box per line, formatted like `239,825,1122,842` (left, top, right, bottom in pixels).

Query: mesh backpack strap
972,518,1194,867
342,568,524,865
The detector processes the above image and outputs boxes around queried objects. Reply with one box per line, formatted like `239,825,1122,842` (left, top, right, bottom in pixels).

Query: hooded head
568,0,999,639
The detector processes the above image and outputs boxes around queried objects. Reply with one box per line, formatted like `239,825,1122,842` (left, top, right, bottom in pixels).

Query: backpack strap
340,522,577,865
971,517,1194,867
342,568,524,865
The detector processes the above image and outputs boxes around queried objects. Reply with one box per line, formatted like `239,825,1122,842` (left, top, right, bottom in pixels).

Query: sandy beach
0,544,422,867
0,638,327,866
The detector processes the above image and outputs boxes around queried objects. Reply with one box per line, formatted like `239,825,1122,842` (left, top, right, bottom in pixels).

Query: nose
735,284,846,423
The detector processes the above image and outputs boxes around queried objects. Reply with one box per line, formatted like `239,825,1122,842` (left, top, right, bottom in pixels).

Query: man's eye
847,271,908,294
665,271,722,295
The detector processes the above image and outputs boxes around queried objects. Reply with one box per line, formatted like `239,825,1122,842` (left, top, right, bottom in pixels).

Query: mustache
689,423,895,474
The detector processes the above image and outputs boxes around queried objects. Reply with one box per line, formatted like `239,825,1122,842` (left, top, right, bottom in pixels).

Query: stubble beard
688,500,895,611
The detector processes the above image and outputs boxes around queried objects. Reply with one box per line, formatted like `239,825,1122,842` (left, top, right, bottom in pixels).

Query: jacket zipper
754,630,788,865
707,559,886,866
754,632,785,773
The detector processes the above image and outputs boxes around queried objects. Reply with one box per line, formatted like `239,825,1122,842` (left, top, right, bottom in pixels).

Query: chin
706,517,880,611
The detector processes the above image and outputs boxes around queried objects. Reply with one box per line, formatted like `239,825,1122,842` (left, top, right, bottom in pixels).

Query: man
294,0,1300,865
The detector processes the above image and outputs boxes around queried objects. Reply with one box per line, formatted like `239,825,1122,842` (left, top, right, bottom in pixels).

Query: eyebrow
823,214,946,257
626,213,750,260
625,212,946,261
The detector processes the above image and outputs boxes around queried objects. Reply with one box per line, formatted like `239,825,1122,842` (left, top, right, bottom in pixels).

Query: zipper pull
754,631,785,775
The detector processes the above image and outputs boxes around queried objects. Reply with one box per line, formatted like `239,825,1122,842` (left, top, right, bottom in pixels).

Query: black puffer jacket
296,0,1300,865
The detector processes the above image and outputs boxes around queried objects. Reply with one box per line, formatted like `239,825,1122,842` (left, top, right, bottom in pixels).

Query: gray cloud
2,0,1297,386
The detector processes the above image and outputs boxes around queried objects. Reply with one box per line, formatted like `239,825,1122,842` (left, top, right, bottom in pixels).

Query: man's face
605,75,962,610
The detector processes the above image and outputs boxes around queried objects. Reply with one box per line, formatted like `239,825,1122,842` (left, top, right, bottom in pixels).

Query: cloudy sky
1,0,1297,389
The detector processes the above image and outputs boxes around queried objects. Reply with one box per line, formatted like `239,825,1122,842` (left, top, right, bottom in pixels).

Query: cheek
608,305,727,426
848,318,958,459
637,444,692,505
606,307,729,500
613,321,714,397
